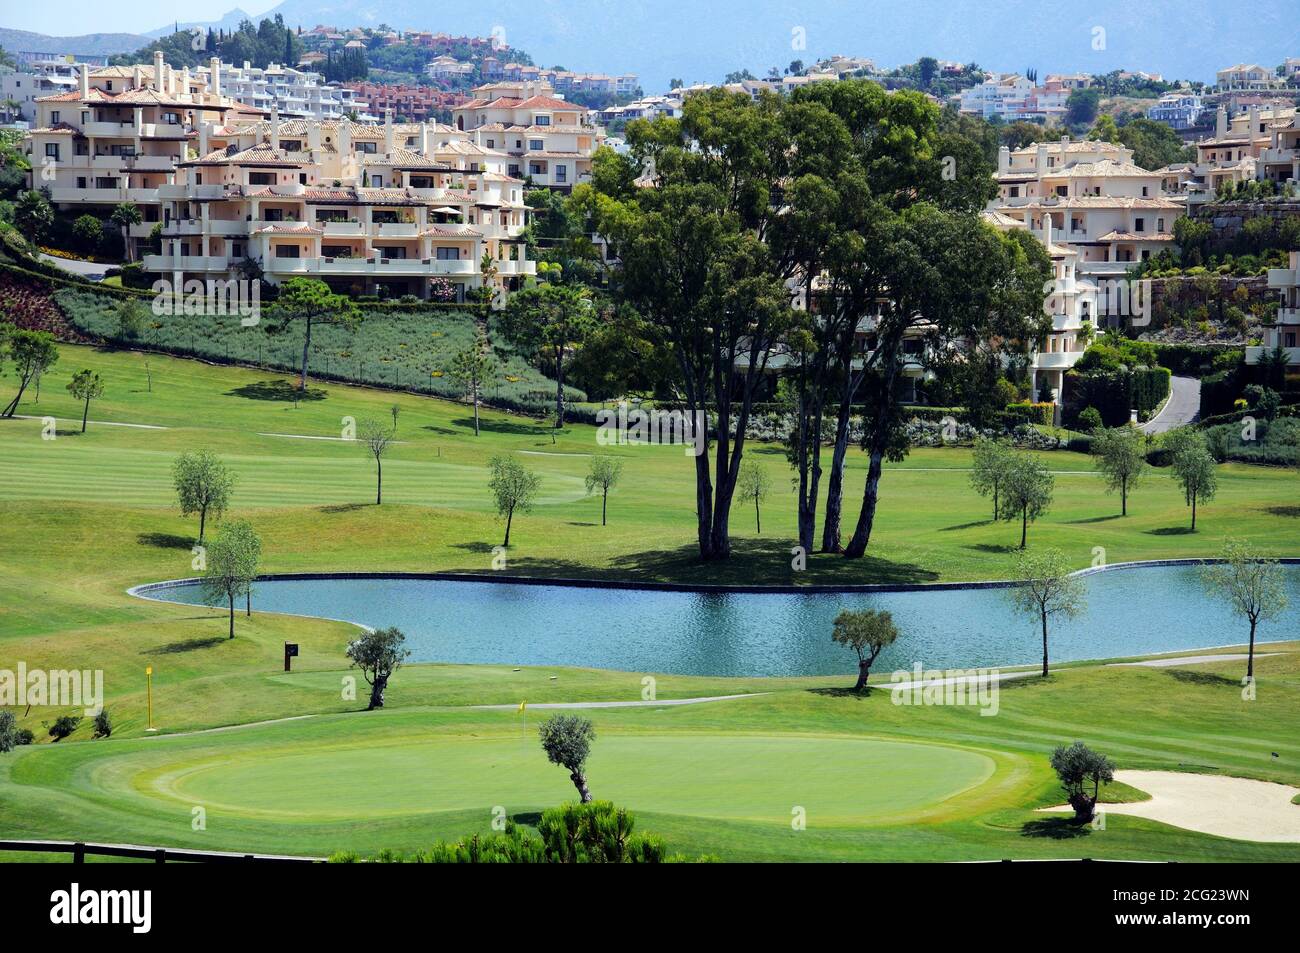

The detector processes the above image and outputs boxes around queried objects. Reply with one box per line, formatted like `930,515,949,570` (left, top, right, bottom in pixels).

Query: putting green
133,732,995,826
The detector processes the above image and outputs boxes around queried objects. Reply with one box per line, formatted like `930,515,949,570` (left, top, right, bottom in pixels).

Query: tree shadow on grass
434,538,939,587
939,519,993,532
1066,514,1123,524
510,812,543,828
452,541,500,554
318,503,367,514
450,417,541,436
137,532,193,550
1146,526,1196,536
806,686,871,699
1021,817,1092,840
145,637,227,655
226,380,327,402
1266,505,1300,519
1166,668,1239,688
965,542,1018,554
421,424,459,436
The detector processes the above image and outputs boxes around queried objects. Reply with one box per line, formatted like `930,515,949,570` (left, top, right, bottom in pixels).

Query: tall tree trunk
1041,609,1049,677
198,506,207,543
1,374,32,418
602,489,607,526
299,314,314,391
755,496,761,534
1247,617,1256,679
821,373,860,553
570,770,592,803
1121,477,1128,517
1191,495,1197,531
246,588,251,617
1021,506,1028,549
853,659,870,693
228,593,235,639
503,508,513,547
367,674,388,710
375,457,382,505
843,356,899,559
472,381,480,436
553,344,565,426
81,398,90,433
992,483,999,521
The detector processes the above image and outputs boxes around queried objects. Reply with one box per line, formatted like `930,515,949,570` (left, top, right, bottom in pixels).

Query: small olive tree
346,626,410,710
0,710,17,753
1050,741,1115,821
1092,425,1147,516
358,418,393,505
201,519,262,638
447,329,499,437
488,454,541,547
1007,548,1086,677
66,369,105,433
538,713,596,803
1203,539,1290,680
1000,452,1054,548
970,436,1014,520
1172,445,1217,531
172,449,235,542
584,456,624,526
736,460,772,534
831,608,900,693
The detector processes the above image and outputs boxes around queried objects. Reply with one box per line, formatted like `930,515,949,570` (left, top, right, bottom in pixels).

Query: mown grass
0,343,1297,862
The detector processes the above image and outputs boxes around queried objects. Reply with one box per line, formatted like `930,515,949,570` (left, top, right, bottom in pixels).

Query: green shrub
92,709,112,739
1077,406,1103,433
1007,402,1054,426
48,715,81,740
333,801,694,863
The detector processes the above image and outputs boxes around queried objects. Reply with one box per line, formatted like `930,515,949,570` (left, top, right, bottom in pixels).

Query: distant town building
1216,63,1284,92
959,73,1067,123
1147,92,1204,130
193,61,355,120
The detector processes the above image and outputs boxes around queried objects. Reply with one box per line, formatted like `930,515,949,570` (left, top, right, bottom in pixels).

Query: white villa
23,54,534,301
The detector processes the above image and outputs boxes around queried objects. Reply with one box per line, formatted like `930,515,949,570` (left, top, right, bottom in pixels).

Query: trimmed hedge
1132,366,1172,416
1006,402,1054,426
1151,343,1243,378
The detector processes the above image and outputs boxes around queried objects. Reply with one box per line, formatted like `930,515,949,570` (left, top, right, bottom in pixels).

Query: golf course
1,343,1298,862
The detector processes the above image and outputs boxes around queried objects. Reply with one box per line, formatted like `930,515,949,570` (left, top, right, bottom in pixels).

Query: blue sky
4,1,1300,93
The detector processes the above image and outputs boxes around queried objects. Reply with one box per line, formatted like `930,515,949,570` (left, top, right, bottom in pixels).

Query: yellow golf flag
518,700,526,713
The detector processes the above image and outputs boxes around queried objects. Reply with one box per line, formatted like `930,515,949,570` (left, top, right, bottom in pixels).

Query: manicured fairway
2,344,1299,862
124,731,996,824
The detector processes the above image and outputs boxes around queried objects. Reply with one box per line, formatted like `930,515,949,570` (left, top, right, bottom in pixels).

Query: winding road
1140,375,1200,434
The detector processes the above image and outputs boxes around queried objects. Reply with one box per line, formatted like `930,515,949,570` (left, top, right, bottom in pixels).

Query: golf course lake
137,563,1300,677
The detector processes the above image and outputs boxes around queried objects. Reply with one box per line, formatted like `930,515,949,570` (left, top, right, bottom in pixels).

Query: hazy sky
4,2,280,34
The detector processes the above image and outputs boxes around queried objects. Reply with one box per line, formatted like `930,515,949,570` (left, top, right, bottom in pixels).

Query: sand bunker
1046,769,1300,843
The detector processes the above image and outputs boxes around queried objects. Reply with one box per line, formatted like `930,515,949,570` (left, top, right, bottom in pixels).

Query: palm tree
111,203,142,263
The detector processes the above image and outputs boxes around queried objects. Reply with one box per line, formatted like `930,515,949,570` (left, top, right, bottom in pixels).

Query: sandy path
1108,652,1282,668
1046,769,1300,843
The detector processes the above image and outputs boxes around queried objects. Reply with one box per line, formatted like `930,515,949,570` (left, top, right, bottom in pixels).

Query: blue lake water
137,565,1299,677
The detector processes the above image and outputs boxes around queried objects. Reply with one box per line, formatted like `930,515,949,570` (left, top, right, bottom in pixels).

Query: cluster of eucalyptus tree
573,81,1052,562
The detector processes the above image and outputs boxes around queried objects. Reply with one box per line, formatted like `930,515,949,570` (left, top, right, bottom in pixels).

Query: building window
555,165,567,183
51,110,60,124
249,172,275,185
436,247,460,260
529,139,544,151
486,139,495,149
534,115,550,126
274,245,300,258
1134,217,1145,233
45,143,60,160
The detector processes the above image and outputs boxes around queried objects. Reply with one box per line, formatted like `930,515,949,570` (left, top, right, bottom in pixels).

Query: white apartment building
1216,63,1285,92
23,55,533,301
0,57,82,123
194,61,356,120
1147,92,1204,130
1182,105,1299,203
451,81,602,191
1248,250,1300,365
25,54,264,240
959,73,1067,124
989,137,1185,402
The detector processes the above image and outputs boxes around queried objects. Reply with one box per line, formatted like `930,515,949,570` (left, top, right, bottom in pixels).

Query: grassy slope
1,344,1298,861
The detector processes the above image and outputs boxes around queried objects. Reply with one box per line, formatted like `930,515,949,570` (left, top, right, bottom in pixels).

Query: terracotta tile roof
422,225,482,237
253,223,323,235
1095,230,1175,242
